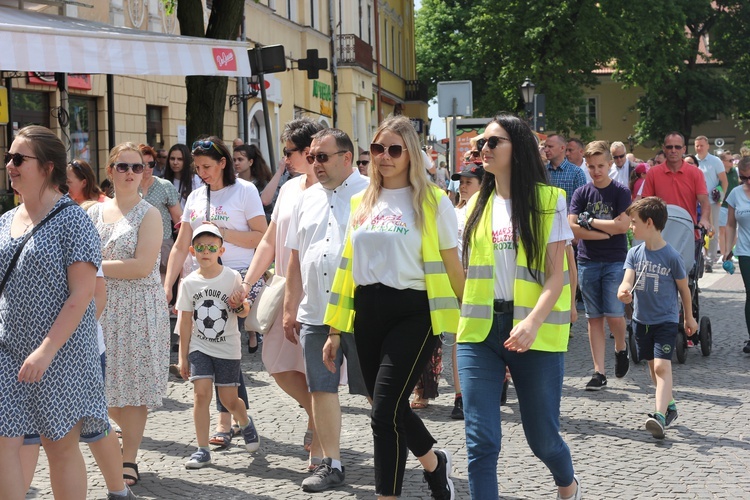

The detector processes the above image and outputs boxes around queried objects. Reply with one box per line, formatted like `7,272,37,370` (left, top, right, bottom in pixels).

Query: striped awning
0,6,252,77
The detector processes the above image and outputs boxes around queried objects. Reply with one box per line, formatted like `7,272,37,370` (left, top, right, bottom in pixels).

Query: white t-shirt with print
351,187,458,290
173,174,203,209
181,178,265,270
176,267,243,360
492,193,572,300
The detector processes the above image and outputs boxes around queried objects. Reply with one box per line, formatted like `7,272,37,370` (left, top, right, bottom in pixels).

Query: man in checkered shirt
544,134,587,209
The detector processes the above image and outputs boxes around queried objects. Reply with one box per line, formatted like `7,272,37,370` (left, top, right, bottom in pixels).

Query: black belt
493,300,514,314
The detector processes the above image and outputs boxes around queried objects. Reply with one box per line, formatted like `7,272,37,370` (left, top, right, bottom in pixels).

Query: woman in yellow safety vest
457,114,580,499
323,115,464,499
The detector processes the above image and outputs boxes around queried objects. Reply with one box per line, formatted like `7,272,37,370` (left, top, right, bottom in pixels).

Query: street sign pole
451,98,457,176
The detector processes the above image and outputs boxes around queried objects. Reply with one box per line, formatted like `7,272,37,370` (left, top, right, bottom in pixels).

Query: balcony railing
405,80,429,103
336,34,374,72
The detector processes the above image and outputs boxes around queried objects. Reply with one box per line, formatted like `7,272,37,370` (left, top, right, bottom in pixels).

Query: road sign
437,81,473,118
430,149,438,161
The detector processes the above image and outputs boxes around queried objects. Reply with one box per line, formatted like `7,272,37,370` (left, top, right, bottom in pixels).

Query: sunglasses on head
69,160,84,170
283,147,300,158
664,145,683,150
191,140,223,155
112,162,146,174
193,244,220,253
4,152,38,167
740,175,750,183
370,143,407,158
476,136,511,151
613,154,626,160
306,151,347,165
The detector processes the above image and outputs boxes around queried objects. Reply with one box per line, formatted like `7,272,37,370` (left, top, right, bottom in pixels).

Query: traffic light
297,49,328,80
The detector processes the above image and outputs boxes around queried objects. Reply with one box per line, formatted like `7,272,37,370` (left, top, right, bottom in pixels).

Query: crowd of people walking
2,110,749,500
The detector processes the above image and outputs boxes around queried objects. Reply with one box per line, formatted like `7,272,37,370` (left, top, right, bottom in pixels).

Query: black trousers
353,283,438,497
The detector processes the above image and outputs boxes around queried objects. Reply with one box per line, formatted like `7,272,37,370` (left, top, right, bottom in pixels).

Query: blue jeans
457,311,575,498
577,260,625,318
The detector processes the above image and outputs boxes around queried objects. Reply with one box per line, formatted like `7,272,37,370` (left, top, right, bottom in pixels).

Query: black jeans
353,283,438,497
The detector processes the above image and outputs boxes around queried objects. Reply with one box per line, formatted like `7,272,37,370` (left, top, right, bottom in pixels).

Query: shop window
69,96,98,169
11,91,50,132
146,106,164,148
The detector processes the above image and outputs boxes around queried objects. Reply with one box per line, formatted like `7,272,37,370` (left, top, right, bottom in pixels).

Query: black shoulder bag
0,201,76,297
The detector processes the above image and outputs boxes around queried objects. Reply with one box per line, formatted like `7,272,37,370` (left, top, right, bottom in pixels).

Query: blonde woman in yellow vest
458,114,580,500
322,115,464,499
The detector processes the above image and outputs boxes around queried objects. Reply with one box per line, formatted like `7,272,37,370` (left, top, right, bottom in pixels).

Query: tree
162,0,245,144
416,0,622,140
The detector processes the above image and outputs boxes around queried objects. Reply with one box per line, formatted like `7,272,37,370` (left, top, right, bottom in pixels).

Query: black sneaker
301,458,345,492
743,340,750,354
645,413,666,439
423,449,454,500
665,405,678,426
450,396,464,420
585,372,607,391
615,348,629,378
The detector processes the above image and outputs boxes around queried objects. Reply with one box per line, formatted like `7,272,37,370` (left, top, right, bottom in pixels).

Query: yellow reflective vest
457,184,571,351
324,186,460,335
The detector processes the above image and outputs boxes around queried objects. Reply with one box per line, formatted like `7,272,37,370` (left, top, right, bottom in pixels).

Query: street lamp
520,77,536,128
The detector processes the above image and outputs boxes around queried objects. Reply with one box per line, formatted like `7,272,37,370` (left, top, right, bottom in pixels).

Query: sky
413,0,447,140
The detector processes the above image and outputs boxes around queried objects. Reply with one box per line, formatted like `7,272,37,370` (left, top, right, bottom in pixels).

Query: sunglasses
306,151,347,165
157,155,167,160
370,143,407,158
191,140,223,155
612,154,626,160
112,162,146,174
283,147,300,158
469,150,480,158
69,160,84,170
740,175,750,183
145,160,156,168
193,244,220,253
356,160,370,167
4,152,38,167
476,136,511,151
664,145,683,150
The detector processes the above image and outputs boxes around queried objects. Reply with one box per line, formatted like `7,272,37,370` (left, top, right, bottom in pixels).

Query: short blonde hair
585,140,611,160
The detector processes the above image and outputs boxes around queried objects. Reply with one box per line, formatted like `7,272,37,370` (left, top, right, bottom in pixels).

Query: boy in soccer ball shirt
617,197,698,439
177,224,260,469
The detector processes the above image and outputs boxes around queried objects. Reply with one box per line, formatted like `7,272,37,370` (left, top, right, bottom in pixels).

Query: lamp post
520,77,536,130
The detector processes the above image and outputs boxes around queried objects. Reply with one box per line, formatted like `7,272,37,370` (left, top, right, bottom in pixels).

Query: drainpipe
374,1,381,122
329,0,337,127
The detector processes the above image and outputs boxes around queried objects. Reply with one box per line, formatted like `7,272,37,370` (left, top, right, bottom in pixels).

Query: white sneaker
557,474,581,500
185,448,212,469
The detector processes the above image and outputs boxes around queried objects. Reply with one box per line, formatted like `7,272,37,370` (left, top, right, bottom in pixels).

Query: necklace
20,193,61,234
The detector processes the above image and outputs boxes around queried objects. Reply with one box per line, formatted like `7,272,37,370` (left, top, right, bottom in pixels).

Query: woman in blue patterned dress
89,142,170,487
0,125,108,499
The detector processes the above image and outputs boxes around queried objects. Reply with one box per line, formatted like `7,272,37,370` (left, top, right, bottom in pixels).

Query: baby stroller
628,204,712,364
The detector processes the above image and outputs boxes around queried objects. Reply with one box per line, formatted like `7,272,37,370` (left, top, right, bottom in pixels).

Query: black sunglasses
740,175,750,183
356,160,370,167
283,147,300,158
664,145,683,150
306,151,347,165
612,154,626,160
469,150,480,158
476,136,511,151
370,143,407,158
146,161,156,169
4,152,38,167
191,140,223,155
112,162,146,174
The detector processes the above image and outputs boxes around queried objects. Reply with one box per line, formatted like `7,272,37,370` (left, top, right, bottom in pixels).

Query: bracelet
241,281,253,286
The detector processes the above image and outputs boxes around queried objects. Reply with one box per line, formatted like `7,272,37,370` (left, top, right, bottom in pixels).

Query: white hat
192,224,223,243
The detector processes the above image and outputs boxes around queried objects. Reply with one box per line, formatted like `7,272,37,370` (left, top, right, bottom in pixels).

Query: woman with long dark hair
165,143,201,209
324,115,464,499
457,114,579,499
67,158,105,209
233,144,274,222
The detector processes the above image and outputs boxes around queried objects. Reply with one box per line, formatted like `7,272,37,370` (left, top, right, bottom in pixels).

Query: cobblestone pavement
28,272,750,499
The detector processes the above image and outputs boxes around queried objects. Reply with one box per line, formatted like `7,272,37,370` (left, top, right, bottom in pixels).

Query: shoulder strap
0,200,76,298
205,185,211,222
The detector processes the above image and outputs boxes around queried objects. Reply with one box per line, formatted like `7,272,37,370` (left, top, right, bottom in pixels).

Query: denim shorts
188,350,241,386
578,260,626,318
634,321,678,361
300,323,368,396
719,206,728,227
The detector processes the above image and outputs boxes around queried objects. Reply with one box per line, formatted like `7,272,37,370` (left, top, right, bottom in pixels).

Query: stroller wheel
675,329,687,364
699,316,712,356
628,324,640,364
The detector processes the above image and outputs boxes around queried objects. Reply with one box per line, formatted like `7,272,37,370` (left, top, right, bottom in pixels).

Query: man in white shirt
283,128,370,493
694,135,728,271
609,141,633,187
566,138,591,183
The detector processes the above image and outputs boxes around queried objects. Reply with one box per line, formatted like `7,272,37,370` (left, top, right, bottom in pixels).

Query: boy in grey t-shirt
618,197,698,439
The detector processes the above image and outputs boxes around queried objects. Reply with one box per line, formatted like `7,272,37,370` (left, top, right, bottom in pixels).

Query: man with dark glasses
609,141,634,187
356,150,370,176
154,149,167,177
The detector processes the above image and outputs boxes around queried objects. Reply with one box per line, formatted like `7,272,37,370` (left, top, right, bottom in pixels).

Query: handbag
0,200,75,297
245,272,286,334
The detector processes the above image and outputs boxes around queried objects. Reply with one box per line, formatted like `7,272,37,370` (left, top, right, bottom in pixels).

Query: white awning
0,6,252,77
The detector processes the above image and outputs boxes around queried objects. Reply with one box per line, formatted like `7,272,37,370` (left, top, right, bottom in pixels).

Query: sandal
209,432,232,447
231,424,242,437
122,462,140,486
303,430,313,452
410,400,429,410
